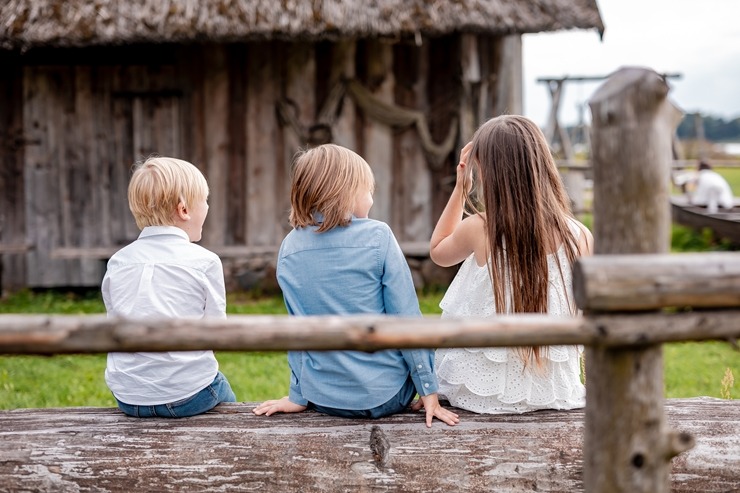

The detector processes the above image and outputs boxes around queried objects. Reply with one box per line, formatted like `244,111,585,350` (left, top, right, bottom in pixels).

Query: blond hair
128,156,209,229
467,115,581,365
289,144,375,233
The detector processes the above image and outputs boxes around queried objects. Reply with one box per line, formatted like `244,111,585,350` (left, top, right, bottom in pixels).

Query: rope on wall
276,79,457,169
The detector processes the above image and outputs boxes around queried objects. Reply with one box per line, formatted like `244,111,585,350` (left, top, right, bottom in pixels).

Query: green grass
716,167,740,195
665,342,738,399
0,287,736,409
0,291,293,408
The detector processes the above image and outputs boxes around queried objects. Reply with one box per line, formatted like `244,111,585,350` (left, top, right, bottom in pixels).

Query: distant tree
677,113,740,141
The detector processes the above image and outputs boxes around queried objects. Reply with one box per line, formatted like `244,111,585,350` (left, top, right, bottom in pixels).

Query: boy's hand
411,394,460,427
252,396,307,416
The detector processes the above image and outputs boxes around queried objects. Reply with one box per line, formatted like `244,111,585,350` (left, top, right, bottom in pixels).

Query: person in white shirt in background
689,160,735,213
103,156,236,418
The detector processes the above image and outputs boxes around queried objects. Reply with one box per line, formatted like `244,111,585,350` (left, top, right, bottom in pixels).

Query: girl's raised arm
430,143,478,267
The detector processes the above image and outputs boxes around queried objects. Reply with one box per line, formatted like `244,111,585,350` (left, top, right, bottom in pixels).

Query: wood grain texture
574,252,740,312
1,312,738,355
0,398,735,492
585,66,685,493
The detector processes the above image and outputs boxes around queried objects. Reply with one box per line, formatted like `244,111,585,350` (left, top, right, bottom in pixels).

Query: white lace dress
435,226,586,414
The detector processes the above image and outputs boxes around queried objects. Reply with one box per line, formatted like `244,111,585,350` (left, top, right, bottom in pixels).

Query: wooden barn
0,0,603,291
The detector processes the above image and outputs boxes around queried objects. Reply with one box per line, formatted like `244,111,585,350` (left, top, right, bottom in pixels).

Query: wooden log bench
0,398,737,492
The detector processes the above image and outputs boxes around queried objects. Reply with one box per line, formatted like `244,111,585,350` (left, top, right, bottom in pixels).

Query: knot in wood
369,425,390,470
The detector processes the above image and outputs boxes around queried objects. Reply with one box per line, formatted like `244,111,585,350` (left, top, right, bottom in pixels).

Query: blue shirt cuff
402,348,439,396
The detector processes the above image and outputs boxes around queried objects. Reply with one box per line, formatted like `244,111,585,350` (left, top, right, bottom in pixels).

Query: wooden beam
0,312,738,355
574,252,740,312
536,73,681,83
0,399,735,492
586,66,684,493
50,241,432,260
0,244,32,254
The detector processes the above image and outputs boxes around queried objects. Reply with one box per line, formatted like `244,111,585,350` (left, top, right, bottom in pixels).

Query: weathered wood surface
574,252,740,312
0,53,26,292
50,241,433,260
11,34,508,289
671,196,740,246
1,312,739,355
0,398,736,493
586,66,684,493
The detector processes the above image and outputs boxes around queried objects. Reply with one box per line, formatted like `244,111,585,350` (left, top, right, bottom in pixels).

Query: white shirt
103,226,226,405
691,169,735,211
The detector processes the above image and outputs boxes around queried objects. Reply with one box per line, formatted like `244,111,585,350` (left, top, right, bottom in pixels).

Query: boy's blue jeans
115,371,236,418
310,376,416,419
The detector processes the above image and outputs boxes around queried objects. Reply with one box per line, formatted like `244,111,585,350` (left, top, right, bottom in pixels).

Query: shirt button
424,383,430,388
417,364,423,369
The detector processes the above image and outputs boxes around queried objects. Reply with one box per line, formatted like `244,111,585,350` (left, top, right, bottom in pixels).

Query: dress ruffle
435,219,586,414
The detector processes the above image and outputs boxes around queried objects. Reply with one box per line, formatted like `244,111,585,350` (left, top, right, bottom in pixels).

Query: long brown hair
467,115,581,365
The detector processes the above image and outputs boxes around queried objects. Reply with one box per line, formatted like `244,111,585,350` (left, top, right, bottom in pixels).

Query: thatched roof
0,0,604,50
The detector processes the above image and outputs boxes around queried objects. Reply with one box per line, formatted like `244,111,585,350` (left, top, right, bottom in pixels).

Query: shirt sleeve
401,348,439,396
379,225,439,396
287,351,309,406
203,256,227,319
380,226,422,317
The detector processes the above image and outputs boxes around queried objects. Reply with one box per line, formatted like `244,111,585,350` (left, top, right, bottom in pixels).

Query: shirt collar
138,226,190,241
311,212,361,224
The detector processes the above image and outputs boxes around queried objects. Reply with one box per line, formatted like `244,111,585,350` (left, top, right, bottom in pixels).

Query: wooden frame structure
0,0,606,291
1,68,737,492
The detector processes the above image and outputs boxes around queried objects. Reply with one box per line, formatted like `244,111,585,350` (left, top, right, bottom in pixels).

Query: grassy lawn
716,167,740,195
0,286,736,409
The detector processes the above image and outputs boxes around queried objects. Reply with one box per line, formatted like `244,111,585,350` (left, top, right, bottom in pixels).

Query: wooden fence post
585,67,686,492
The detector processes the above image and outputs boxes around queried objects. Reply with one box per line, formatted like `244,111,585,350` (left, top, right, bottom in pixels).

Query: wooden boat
670,195,740,245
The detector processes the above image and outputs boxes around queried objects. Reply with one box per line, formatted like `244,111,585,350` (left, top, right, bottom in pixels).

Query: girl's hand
411,394,460,427
456,142,474,195
252,396,307,416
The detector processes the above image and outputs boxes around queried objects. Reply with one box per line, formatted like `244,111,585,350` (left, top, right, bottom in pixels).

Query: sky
522,0,740,128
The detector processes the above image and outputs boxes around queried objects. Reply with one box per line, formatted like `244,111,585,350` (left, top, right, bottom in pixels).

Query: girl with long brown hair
430,115,593,413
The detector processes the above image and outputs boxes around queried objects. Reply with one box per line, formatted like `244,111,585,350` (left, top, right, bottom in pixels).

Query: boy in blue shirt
253,144,459,427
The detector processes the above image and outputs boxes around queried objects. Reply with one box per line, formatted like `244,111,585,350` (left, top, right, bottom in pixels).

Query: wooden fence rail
0,307,738,355
0,250,738,493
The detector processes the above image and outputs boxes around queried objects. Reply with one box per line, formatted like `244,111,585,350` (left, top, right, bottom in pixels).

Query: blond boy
103,157,235,418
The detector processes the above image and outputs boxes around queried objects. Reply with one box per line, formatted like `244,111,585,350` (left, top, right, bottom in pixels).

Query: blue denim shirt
277,216,439,410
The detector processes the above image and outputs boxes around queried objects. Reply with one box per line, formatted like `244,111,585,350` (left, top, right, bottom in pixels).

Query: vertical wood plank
281,41,316,237
476,35,494,124
493,34,522,116
198,45,230,249
426,35,461,223
245,42,279,246
585,67,684,493
392,42,431,242
23,66,68,286
93,65,114,250
327,41,356,151
71,65,105,284
0,53,27,291
459,34,479,143
223,44,248,246
358,40,394,225
110,66,139,243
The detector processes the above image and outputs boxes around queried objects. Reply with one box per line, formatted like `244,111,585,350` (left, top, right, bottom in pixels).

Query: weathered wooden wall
0,52,27,292
0,398,736,492
0,34,514,290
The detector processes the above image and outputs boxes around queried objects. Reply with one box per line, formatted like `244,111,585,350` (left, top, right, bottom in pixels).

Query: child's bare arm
252,397,307,416
430,142,478,267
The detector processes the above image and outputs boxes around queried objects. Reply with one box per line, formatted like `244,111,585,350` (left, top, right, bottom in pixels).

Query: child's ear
176,201,190,221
